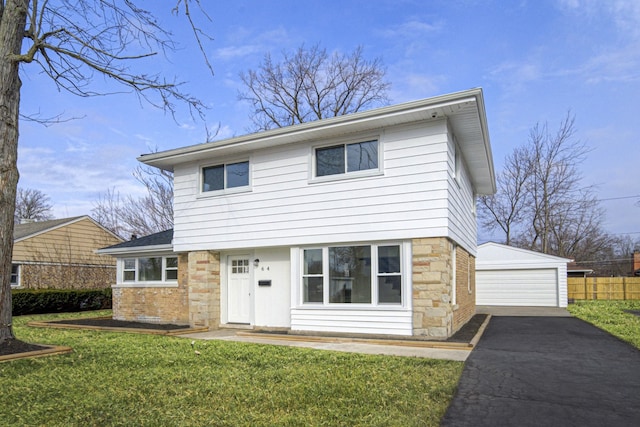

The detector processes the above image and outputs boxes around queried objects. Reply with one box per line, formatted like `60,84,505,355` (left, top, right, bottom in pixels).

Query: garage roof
477,242,572,270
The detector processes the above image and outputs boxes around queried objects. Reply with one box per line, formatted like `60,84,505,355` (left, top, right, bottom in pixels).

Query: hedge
12,288,112,316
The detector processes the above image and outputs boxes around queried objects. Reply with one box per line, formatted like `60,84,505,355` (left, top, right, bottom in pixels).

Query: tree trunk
0,1,28,345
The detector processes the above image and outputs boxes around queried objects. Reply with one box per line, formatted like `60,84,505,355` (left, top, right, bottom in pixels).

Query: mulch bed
0,339,48,357
448,314,487,343
50,317,189,330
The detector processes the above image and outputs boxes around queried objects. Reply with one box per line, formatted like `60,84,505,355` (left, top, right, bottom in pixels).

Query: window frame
299,242,405,308
118,255,179,286
10,264,20,288
310,137,382,183
200,159,251,196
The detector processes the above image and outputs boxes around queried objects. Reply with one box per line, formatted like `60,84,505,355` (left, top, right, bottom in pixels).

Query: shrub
12,288,112,316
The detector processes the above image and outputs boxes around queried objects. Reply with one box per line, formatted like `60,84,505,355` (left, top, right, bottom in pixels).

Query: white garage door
476,268,558,306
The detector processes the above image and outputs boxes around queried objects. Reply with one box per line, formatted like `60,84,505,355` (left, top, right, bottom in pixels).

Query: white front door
227,256,251,323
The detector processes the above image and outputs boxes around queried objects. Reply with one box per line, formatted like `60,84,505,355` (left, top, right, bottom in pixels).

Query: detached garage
476,242,571,308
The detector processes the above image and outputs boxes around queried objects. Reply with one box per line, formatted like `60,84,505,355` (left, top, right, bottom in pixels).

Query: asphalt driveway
441,316,640,427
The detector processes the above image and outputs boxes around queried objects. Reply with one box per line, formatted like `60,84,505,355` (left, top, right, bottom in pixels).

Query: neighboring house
12,216,123,289
476,242,571,308
99,89,496,339
566,262,593,278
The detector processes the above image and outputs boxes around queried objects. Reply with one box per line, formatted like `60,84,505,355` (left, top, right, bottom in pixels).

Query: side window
202,161,249,192
123,258,136,282
315,140,378,177
10,264,20,287
303,249,324,303
165,257,178,281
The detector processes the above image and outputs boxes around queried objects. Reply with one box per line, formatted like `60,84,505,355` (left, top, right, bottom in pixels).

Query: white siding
290,308,413,336
173,120,460,252
446,121,478,255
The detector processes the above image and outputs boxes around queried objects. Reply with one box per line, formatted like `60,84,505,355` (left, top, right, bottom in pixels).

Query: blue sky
16,0,640,241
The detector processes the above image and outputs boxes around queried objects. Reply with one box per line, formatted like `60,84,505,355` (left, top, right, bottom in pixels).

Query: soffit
140,88,496,194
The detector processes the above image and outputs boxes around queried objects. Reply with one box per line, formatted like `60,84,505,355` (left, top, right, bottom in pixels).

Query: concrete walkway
441,316,640,426
179,329,474,361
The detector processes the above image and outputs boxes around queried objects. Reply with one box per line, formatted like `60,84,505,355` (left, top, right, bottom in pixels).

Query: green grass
568,300,640,350
1,311,463,426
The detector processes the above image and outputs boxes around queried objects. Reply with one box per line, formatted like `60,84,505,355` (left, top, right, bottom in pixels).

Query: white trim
96,244,173,256
308,134,383,184
10,264,20,288
139,89,495,194
112,283,179,289
198,157,252,197
117,255,179,285
296,241,408,309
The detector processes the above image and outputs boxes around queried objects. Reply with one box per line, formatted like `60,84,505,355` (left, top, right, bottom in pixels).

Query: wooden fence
568,277,640,301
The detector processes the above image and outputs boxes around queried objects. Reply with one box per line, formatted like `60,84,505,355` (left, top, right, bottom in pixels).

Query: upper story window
121,256,178,284
202,161,249,192
316,140,378,177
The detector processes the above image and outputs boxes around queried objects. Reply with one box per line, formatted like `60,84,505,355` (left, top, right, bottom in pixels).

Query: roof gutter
138,88,488,172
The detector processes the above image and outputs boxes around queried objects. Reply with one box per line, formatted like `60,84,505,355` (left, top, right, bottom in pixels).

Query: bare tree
479,112,611,261
14,187,53,222
239,44,391,131
478,145,531,245
92,166,174,239
0,1,212,345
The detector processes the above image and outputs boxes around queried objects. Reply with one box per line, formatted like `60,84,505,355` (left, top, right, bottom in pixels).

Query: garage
476,242,571,308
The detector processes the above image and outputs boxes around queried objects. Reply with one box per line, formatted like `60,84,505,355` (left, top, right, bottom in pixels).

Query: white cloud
380,18,443,39
215,26,292,61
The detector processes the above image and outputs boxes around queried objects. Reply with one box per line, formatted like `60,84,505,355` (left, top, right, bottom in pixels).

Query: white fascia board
95,244,174,257
478,242,572,263
139,89,488,171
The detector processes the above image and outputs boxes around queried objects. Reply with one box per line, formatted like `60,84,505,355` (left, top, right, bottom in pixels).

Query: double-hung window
315,140,378,177
202,161,249,192
10,264,20,287
301,244,402,306
121,256,179,284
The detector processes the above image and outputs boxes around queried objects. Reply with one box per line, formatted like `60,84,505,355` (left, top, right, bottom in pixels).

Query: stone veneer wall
412,237,455,338
453,245,476,332
187,250,221,329
112,254,189,324
20,264,115,290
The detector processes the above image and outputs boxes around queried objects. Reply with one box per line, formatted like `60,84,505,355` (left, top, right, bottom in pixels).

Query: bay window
302,244,402,306
121,256,178,283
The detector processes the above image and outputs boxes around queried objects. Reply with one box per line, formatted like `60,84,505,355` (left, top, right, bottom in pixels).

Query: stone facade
453,245,476,332
411,237,476,339
187,250,221,328
112,254,189,324
412,237,455,338
19,263,115,290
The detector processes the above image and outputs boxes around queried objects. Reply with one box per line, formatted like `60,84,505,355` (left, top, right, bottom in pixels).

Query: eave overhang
139,88,496,195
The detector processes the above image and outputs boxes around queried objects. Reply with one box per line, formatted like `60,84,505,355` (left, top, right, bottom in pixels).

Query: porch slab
176,316,492,362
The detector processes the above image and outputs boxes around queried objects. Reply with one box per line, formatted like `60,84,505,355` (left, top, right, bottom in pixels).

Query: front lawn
1,311,463,426
568,300,640,350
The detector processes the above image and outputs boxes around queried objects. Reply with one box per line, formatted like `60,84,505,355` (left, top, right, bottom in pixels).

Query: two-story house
99,88,496,339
